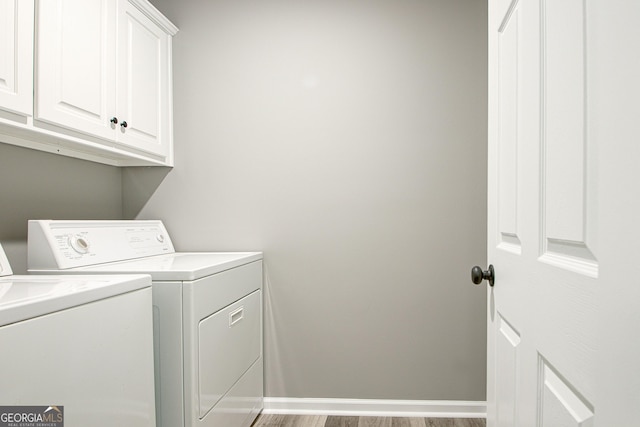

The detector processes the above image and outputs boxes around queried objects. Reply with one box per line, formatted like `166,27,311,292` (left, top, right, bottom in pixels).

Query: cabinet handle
110,117,118,124
120,121,128,128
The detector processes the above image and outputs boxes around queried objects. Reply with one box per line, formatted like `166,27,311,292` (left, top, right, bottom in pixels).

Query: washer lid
31,252,263,281
0,274,151,327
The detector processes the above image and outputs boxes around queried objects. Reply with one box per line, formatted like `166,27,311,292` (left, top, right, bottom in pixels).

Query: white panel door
486,0,640,425
35,0,116,139
0,0,33,117
116,0,170,158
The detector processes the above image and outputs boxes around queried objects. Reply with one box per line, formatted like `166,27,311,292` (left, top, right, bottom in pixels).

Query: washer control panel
0,243,13,277
28,220,175,270
69,234,90,254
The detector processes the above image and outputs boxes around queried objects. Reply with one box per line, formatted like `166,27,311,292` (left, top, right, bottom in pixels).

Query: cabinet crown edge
129,0,179,36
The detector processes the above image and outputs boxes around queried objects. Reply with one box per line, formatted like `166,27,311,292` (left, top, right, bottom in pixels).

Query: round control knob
156,234,165,243
69,235,90,254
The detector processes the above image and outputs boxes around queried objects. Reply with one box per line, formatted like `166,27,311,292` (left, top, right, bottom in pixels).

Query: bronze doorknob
471,264,495,287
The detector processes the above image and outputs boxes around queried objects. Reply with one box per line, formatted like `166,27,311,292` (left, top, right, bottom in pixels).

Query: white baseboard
262,397,486,418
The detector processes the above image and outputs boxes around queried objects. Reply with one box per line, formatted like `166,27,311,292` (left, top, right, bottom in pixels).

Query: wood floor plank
425,418,454,427
359,416,392,427
252,413,286,426
391,418,427,427
252,414,328,427
289,415,328,427
424,419,486,427
457,419,486,427
325,416,359,426
251,414,485,427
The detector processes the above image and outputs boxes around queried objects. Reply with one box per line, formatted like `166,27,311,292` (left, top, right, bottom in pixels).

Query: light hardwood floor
251,414,486,427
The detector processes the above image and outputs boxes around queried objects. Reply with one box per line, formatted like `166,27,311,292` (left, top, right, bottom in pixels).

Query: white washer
0,243,156,426
27,220,264,427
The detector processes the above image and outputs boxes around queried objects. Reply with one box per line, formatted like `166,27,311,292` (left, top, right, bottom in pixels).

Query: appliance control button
156,234,165,243
69,235,90,254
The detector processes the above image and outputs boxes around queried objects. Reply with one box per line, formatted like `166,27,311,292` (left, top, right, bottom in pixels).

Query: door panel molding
497,2,522,254
537,355,594,427
539,0,597,277
496,314,520,426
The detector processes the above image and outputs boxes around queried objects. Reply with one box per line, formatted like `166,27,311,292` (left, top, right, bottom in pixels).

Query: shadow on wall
122,167,173,219
0,143,131,272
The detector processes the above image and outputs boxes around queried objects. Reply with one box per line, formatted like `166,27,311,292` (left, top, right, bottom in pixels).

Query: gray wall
127,0,488,400
0,143,122,273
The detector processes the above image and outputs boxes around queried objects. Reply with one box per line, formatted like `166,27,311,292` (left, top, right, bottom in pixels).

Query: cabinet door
35,0,116,140
0,0,33,117
116,0,171,159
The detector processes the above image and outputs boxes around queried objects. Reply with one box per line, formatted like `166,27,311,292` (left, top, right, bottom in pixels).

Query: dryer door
198,289,261,417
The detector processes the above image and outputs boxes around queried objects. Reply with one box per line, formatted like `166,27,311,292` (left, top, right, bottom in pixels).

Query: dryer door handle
229,306,244,327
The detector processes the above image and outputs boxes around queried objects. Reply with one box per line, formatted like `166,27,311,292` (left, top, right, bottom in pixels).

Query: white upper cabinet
36,0,117,141
0,0,34,118
116,0,172,159
0,0,177,166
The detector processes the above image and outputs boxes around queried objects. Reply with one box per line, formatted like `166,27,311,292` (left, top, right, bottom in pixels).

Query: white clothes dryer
27,220,264,427
0,243,156,427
